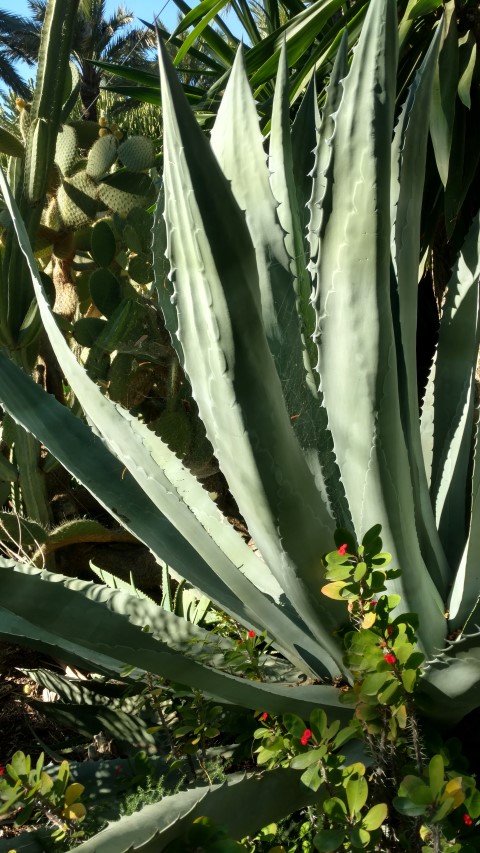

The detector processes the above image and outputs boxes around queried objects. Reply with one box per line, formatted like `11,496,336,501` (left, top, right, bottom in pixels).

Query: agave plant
0,0,479,846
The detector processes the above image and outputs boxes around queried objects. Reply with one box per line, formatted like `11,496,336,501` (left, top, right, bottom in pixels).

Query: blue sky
14,0,183,32
9,1,241,90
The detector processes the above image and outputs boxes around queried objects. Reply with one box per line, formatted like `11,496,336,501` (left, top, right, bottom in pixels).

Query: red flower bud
0,767,4,776
384,653,396,665
370,600,378,607
261,712,268,721
386,625,394,635
338,544,348,556
247,630,256,638
300,728,313,746
464,814,473,826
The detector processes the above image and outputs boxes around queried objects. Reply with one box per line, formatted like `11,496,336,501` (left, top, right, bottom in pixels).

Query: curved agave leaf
429,1,458,188
268,38,351,529
158,35,346,672
311,0,446,652
447,422,480,629
307,29,347,276
0,564,348,718
69,769,320,853
390,20,449,593
421,211,480,575
422,627,480,723
0,170,339,680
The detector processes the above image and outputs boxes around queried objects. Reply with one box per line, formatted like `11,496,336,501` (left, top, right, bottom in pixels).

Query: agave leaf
25,668,143,708
0,170,338,679
29,700,156,754
0,355,329,680
158,35,346,671
69,769,320,853
311,0,445,652
0,565,348,718
421,211,480,574
429,1,458,187
390,20,448,593
422,628,480,723
308,29,347,275
212,45,349,528
447,388,480,629
290,75,319,241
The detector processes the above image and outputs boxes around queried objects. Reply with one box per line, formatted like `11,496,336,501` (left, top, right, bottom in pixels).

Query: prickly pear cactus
118,136,156,172
56,170,99,229
86,134,119,180
54,124,78,177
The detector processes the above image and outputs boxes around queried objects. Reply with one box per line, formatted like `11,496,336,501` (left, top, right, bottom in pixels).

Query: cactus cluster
49,123,156,229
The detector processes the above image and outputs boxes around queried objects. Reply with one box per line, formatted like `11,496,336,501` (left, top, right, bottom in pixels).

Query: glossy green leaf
173,0,229,65
362,802,387,831
89,269,122,318
248,0,344,87
408,0,442,18
313,829,346,852
346,776,368,818
290,747,326,770
91,219,117,268
428,754,445,800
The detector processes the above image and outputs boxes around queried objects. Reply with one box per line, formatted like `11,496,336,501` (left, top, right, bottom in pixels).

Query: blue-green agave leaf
390,21,448,593
158,36,347,672
421,212,480,575
0,170,340,680
70,769,321,853
308,29,347,275
429,2,458,187
422,627,480,723
269,39,351,530
311,0,445,653
0,565,348,718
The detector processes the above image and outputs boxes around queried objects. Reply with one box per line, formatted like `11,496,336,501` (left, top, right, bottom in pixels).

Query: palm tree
0,9,36,99
25,0,156,120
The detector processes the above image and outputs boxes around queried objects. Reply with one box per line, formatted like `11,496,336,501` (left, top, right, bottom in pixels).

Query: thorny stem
430,823,442,853
145,673,179,761
406,699,424,774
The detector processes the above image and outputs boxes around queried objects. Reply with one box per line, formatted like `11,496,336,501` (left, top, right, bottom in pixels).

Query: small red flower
247,630,256,638
300,728,313,746
0,767,4,776
384,653,396,665
261,712,268,721
338,544,348,556
463,814,473,826
370,600,378,607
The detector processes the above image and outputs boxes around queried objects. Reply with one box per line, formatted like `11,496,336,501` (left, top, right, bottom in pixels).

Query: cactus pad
55,124,78,177
118,136,155,172
57,170,99,229
86,134,118,180
97,183,149,216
